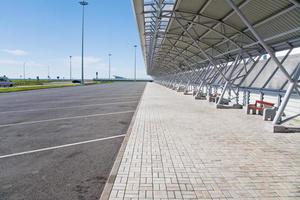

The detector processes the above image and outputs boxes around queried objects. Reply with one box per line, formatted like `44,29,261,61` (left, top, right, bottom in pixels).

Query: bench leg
263,112,268,121
263,108,277,121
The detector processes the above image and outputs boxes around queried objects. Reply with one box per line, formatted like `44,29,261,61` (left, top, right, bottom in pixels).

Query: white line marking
0,134,126,159
0,110,135,128
6,96,140,107
0,101,138,114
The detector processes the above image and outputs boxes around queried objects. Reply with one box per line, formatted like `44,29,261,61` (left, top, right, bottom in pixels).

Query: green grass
94,81,114,84
0,84,78,93
12,80,52,86
0,80,114,93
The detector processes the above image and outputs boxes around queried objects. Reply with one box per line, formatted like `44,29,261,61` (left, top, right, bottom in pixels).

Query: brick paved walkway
108,83,300,200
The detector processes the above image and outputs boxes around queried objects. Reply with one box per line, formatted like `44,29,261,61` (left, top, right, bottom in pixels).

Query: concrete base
184,90,192,95
177,87,184,92
216,104,243,109
195,95,207,100
274,125,300,133
211,98,230,105
233,104,243,109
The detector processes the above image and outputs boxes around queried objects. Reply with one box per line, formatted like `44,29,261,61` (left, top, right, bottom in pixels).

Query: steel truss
133,0,300,127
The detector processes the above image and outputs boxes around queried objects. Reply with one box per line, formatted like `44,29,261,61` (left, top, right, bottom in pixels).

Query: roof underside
133,0,300,77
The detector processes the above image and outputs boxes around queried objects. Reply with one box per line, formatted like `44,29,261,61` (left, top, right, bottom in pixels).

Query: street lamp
48,65,50,79
134,45,137,81
79,0,88,85
23,62,26,80
108,53,112,80
69,56,72,80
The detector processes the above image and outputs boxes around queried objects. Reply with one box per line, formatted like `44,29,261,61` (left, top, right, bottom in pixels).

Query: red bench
247,100,274,115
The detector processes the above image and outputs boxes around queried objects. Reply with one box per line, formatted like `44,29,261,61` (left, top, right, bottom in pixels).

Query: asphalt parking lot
0,82,146,200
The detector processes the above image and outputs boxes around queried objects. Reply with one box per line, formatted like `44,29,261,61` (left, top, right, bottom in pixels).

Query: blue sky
0,0,148,79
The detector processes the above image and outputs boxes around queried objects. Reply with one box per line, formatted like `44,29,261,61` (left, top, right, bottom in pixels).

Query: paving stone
108,83,300,199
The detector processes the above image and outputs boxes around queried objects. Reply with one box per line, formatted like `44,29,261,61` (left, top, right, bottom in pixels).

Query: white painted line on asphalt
0,134,126,159
0,110,135,128
7,96,141,107
0,101,138,114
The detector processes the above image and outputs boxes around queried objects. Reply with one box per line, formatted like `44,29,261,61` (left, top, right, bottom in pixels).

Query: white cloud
0,59,21,65
72,56,105,67
0,59,54,79
2,49,29,56
0,59,44,68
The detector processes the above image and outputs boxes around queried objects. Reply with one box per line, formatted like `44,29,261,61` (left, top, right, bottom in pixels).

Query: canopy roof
133,0,300,77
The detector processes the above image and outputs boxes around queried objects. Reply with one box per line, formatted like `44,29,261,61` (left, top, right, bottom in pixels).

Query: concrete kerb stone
99,83,147,200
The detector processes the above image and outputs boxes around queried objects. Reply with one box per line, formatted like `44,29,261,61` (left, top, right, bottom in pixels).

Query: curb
99,83,147,200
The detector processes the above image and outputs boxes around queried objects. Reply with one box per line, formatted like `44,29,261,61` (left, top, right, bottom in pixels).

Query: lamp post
69,56,72,80
48,65,50,79
134,45,137,81
23,62,26,80
79,0,88,85
108,53,112,80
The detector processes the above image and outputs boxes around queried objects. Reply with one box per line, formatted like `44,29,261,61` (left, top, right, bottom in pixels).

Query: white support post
217,54,240,105
243,90,246,106
217,81,229,104
277,94,282,107
235,87,240,104
273,63,300,124
246,91,250,105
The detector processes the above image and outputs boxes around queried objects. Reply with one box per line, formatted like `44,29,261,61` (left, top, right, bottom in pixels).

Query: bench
247,100,274,114
247,100,276,121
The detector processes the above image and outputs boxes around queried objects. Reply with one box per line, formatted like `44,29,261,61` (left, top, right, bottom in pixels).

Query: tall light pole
134,45,137,81
69,56,72,80
108,53,112,80
48,65,50,79
23,62,26,80
79,0,88,85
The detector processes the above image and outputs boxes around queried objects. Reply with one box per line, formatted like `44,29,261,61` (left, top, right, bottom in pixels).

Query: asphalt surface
0,82,146,200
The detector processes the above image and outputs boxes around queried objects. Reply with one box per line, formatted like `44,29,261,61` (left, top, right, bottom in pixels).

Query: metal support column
273,63,300,124
217,54,240,105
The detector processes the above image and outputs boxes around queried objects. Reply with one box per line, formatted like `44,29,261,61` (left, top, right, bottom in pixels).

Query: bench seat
247,100,275,115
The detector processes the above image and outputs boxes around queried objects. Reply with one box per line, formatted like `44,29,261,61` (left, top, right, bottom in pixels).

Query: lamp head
79,1,88,6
